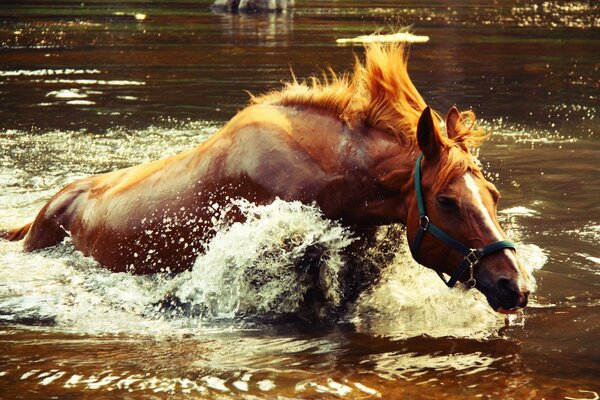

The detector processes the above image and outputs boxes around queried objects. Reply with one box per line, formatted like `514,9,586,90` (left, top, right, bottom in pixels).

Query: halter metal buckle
419,215,430,230
465,249,480,266
464,249,479,289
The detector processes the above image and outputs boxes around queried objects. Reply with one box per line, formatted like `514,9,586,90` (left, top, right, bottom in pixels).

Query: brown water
1,1,599,399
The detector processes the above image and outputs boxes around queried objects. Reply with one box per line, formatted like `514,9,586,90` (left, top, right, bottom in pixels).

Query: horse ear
446,106,461,140
417,106,442,159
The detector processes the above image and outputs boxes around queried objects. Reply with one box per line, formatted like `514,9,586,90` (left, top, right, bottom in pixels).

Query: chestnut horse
1,43,530,313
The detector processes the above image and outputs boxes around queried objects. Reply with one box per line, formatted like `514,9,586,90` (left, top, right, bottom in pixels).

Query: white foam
337,32,429,44
350,244,504,339
201,376,228,392
257,379,276,391
499,206,539,217
351,237,545,338
46,89,88,99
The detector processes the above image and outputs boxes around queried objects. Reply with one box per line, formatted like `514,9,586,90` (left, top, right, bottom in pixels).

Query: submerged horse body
1,43,530,313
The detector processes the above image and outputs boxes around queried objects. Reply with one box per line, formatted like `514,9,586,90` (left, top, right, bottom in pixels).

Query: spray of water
176,199,355,320
0,196,546,338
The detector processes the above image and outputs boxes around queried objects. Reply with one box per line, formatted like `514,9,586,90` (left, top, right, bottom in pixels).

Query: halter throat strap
409,152,516,288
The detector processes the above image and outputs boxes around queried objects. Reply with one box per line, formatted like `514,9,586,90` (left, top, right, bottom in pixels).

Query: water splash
0,199,357,332
177,199,354,320
350,243,502,339
350,237,545,338
0,198,545,337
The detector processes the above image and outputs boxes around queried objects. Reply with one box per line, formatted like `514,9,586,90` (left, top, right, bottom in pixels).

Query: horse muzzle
476,270,531,313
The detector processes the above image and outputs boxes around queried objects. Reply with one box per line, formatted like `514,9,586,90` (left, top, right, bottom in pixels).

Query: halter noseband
409,153,516,288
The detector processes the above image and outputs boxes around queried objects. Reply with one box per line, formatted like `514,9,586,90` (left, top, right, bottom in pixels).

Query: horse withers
1,43,530,314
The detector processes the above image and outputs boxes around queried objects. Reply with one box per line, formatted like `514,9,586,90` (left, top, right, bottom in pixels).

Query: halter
409,153,516,288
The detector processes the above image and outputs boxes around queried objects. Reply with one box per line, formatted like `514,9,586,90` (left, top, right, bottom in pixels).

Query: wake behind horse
1,43,530,313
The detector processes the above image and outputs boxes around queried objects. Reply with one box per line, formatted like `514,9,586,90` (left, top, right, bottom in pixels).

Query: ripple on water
304,2,599,29
0,69,101,77
8,366,390,398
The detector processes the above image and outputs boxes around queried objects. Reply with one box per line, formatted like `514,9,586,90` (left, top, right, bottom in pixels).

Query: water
0,1,599,398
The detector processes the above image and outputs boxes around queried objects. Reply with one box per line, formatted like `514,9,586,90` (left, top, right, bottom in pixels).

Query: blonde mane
250,42,486,150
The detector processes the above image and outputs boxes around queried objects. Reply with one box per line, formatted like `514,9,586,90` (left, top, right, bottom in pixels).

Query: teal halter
409,153,516,288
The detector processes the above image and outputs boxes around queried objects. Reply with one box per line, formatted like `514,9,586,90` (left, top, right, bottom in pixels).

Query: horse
1,43,530,314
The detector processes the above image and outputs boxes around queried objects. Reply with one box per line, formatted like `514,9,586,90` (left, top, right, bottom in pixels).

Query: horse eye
436,195,459,211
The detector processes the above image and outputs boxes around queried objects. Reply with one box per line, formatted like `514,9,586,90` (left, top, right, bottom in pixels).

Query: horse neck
361,130,419,225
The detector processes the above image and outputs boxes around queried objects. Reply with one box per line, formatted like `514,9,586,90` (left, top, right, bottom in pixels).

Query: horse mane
250,42,487,151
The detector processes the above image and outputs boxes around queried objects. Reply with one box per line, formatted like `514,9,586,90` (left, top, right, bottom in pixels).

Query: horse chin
480,294,520,314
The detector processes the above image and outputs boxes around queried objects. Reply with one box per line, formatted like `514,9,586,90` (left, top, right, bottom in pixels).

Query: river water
0,1,598,399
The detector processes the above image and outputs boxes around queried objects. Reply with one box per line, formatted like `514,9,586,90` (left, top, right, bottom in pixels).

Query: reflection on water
220,12,295,46
0,0,599,399
0,327,529,398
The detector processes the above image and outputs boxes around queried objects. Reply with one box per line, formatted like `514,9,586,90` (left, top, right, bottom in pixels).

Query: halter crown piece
409,153,517,288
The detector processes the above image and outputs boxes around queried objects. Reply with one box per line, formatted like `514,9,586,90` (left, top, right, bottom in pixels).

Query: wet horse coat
1,43,530,312
20,105,407,273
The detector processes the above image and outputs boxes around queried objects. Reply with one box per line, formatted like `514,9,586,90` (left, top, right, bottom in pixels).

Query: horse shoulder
217,105,335,200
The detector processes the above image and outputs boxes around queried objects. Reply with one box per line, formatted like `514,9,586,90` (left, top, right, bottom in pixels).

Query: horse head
406,106,531,313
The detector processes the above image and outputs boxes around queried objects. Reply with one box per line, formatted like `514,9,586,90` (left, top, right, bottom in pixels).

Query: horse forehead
459,173,500,218
460,172,506,242
460,172,491,201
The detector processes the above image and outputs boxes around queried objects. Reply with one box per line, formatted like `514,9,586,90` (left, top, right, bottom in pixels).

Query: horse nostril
497,277,530,309
497,277,515,294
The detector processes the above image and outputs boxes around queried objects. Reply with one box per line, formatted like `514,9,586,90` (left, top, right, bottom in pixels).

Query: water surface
0,1,599,398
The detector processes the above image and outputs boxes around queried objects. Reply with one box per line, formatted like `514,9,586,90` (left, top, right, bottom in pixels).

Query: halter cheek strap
409,153,516,288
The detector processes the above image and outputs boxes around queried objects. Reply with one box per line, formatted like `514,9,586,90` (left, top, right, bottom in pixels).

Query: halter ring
466,264,477,288
419,215,430,230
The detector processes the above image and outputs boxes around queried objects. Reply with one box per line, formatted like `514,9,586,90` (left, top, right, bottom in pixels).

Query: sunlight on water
568,223,600,244
0,123,218,226
484,119,579,145
13,368,274,396
0,69,101,77
336,32,429,44
305,2,599,29
499,206,539,217
367,351,497,381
